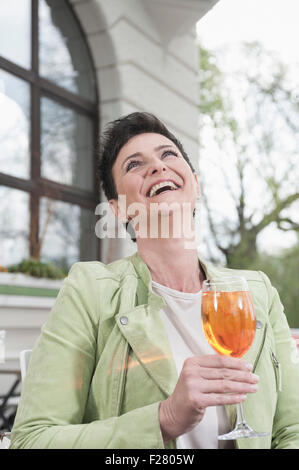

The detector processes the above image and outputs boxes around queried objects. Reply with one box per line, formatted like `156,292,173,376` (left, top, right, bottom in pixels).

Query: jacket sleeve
260,271,299,449
10,263,165,449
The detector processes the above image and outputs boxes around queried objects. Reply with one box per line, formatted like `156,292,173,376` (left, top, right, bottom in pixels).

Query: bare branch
254,193,299,234
277,217,299,232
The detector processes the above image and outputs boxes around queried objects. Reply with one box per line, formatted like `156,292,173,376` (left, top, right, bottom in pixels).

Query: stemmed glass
201,276,269,440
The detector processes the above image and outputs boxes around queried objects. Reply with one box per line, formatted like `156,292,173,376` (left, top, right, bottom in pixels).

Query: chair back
0,433,11,449
20,349,32,382
0,349,32,449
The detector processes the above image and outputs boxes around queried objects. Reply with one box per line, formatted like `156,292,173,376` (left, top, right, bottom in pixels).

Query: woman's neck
137,237,205,293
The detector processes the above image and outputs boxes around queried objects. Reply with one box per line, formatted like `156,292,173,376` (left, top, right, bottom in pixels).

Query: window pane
41,97,94,190
0,0,31,68
0,188,30,266
39,197,98,271
39,0,96,101
0,70,30,179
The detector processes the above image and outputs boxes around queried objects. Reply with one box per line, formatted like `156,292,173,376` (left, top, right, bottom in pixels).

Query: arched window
0,0,99,272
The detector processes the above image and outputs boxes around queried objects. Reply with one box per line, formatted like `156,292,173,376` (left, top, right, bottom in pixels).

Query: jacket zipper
271,350,282,392
252,323,268,373
115,341,130,416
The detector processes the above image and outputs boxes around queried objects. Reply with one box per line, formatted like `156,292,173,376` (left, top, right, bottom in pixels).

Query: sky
195,0,299,257
197,0,299,67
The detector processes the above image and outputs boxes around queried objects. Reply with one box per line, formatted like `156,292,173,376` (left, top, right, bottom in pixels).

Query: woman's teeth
149,181,179,197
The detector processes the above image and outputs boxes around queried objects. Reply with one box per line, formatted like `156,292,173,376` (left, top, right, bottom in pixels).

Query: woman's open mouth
146,180,180,198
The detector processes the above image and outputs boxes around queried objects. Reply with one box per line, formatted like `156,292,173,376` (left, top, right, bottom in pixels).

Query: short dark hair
98,112,195,201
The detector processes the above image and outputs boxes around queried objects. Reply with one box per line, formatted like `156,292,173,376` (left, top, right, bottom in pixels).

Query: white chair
19,349,32,382
0,433,11,449
0,349,32,449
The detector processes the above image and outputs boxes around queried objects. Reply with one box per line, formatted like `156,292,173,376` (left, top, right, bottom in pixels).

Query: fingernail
250,384,258,392
246,363,253,370
252,373,259,382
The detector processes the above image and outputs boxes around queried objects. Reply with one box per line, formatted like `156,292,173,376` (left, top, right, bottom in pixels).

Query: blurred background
0,0,298,433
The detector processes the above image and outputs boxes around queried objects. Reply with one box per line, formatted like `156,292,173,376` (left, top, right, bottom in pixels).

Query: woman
10,112,299,449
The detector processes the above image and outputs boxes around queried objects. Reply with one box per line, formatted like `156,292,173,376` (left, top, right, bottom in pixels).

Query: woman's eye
162,150,178,158
126,160,140,171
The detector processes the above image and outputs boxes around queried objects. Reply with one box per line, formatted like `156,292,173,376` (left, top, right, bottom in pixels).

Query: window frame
0,0,100,261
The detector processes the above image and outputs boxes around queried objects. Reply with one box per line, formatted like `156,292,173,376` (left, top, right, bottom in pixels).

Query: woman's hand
158,354,259,443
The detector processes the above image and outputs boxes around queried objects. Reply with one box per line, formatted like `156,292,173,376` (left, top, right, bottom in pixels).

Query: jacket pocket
271,350,282,392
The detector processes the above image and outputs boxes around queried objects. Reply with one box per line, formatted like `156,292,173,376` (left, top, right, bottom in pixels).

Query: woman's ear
108,199,118,218
109,197,128,222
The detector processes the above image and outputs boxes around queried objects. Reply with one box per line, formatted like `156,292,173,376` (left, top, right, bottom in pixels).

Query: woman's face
110,132,200,228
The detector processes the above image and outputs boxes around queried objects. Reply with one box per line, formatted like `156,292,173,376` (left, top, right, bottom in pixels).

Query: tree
249,239,299,328
198,41,299,269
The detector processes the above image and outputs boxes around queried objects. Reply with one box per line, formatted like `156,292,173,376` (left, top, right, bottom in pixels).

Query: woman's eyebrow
154,144,176,151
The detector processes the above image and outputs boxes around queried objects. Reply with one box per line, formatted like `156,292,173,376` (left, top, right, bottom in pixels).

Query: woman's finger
189,354,253,371
196,366,259,384
197,378,258,395
197,392,248,408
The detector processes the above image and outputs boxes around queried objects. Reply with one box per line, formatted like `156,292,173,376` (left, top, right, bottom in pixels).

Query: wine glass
201,276,269,440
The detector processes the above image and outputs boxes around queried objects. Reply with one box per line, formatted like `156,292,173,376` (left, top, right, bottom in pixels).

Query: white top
151,280,233,449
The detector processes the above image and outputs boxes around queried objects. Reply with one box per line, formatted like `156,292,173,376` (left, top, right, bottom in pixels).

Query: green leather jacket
10,252,299,449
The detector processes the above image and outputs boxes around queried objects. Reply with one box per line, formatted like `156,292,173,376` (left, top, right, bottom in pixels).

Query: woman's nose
148,158,167,175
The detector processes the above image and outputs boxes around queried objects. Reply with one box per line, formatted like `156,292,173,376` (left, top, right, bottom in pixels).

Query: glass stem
236,402,247,428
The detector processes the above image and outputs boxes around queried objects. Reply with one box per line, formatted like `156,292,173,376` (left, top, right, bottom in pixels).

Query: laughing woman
10,112,299,449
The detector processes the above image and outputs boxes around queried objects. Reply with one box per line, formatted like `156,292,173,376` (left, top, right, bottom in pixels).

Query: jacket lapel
115,304,178,397
115,252,178,397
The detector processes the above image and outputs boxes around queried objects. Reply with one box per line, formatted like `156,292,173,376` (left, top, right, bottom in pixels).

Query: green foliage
198,45,223,117
198,44,238,133
254,246,299,328
226,245,299,328
7,258,67,280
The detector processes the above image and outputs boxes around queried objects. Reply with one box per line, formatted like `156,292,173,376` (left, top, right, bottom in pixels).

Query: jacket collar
129,250,214,296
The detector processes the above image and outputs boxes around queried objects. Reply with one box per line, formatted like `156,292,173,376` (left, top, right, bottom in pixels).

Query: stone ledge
0,272,63,289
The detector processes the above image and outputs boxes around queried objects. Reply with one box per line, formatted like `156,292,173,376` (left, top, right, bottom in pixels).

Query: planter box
0,272,63,396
